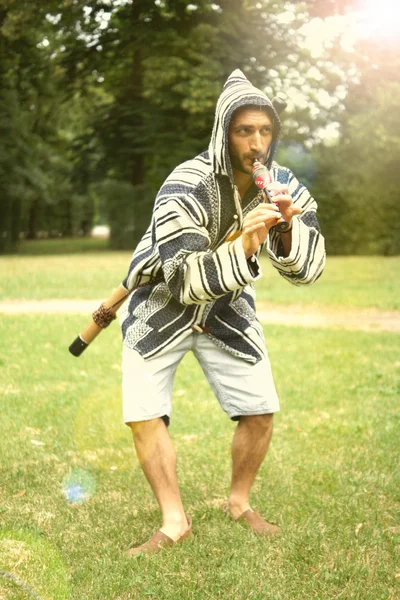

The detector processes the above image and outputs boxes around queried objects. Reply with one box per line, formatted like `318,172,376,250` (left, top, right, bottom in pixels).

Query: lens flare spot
61,469,96,504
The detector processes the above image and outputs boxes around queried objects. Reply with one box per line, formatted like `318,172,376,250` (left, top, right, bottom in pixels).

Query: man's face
228,107,273,175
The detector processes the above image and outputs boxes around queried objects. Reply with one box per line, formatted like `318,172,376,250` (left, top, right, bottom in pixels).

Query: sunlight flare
355,0,400,41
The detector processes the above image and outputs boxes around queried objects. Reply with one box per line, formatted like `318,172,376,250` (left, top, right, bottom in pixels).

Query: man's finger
291,206,303,215
267,183,289,195
271,195,293,206
250,203,281,215
244,212,282,228
244,223,269,234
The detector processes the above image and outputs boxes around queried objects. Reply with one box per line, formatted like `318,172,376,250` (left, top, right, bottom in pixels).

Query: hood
208,69,281,179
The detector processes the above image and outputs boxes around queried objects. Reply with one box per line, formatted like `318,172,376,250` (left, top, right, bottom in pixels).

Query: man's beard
230,153,267,175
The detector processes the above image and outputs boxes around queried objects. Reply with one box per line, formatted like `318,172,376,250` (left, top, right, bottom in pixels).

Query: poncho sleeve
266,168,326,285
154,193,261,305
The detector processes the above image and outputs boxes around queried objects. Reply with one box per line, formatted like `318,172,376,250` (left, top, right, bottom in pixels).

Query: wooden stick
69,284,130,357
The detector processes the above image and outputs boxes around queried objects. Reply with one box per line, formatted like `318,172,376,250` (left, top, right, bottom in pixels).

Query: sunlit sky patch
287,0,399,141
301,0,400,57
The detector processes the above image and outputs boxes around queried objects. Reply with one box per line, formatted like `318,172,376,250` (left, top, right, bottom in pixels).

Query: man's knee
240,413,274,435
127,417,165,441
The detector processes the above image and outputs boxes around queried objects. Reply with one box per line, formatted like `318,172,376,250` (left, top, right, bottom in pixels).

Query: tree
0,0,99,251
0,0,54,251
311,37,400,255
56,0,346,248
3,0,383,253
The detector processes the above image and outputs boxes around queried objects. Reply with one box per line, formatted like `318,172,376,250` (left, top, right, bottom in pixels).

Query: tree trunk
0,193,20,253
27,199,39,240
130,48,144,187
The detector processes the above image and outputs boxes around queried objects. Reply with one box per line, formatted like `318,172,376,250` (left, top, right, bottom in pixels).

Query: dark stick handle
69,336,89,357
272,220,291,233
67,283,131,358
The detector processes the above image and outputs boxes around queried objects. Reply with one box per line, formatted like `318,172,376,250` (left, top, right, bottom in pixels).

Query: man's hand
267,183,302,227
241,184,302,258
242,203,281,258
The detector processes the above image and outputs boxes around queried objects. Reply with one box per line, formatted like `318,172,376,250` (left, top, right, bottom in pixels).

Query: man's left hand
264,183,302,228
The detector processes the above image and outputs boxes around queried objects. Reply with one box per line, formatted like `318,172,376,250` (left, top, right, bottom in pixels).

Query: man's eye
262,127,272,135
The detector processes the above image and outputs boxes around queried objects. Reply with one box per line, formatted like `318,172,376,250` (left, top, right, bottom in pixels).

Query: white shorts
122,332,280,426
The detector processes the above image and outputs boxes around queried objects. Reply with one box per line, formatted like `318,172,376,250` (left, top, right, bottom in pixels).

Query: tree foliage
0,0,96,250
0,0,399,254
311,39,400,255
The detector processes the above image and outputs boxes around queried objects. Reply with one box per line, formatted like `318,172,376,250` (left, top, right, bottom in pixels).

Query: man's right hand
241,203,281,258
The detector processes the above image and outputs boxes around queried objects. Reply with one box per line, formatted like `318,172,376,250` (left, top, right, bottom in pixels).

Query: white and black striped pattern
120,70,325,363
266,165,326,285
209,69,281,174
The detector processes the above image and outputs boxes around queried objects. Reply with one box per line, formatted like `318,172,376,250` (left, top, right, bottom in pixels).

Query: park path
0,299,399,333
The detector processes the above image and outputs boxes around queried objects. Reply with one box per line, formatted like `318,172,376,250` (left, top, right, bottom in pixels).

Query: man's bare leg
228,414,274,519
129,418,189,541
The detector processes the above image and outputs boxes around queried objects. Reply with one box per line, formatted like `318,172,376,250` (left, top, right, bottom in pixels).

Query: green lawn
18,237,109,255
1,244,399,310
0,308,399,598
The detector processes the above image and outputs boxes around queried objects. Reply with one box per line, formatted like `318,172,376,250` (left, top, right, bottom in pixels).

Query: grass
18,237,109,255
0,247,399,597
0,238,399,309
0,309,399,599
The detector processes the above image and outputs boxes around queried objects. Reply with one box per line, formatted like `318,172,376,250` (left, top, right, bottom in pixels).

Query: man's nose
249,132,263,152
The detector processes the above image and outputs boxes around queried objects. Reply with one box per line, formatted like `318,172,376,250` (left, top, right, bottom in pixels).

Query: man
120,69,325,555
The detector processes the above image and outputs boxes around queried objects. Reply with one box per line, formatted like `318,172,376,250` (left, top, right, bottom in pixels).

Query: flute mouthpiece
252,160,272,190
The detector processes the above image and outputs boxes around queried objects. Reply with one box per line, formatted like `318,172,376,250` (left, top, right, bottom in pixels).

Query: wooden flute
68,283,130,357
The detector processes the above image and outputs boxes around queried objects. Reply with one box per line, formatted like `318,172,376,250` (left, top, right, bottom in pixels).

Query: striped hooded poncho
120,70,326,363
